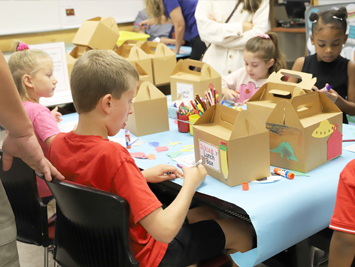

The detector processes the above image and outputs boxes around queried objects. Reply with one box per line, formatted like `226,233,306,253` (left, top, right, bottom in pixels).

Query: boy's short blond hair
70,50,139,113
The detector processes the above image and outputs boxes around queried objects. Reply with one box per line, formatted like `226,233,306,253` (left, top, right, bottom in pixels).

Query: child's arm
287,57,305,83
221,70,241,101
139,165,207,243
45,135,56,148
51,106,63,123
141,164,184,182
329,230,355,267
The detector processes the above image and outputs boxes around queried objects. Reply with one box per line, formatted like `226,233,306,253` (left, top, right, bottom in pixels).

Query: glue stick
274,167,294,180
125,129,131,149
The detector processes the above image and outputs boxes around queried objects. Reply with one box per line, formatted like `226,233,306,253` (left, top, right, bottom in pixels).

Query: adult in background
133,8,173,41
142,0,206,60
195,0,274,76
0,50,64,267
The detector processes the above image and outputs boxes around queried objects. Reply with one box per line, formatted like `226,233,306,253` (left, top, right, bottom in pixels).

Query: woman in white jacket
195,0,274,77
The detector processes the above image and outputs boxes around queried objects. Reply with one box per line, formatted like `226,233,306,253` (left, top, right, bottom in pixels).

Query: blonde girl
8,42,61,201
222,31,286,103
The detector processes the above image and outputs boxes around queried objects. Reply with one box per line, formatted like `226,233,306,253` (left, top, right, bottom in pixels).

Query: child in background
288,7,355,124
49,50,253,267
221,31,286,103
328,159,355,266
8,42,61,204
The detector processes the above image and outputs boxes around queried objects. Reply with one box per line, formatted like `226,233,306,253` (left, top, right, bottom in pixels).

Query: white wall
0,0,144,36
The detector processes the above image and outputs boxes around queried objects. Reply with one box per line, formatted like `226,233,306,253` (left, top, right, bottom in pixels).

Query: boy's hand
51,106,63,123
142,164,183,183
182,165,207,191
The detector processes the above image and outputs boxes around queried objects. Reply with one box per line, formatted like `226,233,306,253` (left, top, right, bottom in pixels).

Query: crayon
274,167,294,179
177,164,183,169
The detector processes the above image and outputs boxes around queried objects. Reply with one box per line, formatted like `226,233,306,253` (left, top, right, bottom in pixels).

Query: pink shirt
221,67,267,103
23,101,60,198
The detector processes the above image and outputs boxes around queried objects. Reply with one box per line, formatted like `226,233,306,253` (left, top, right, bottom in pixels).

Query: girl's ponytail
267,31,286,74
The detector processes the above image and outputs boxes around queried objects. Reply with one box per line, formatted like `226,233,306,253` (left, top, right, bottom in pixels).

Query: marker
325,84,332,91
177,164,183,169
274,167,294,180
125,129,131,149
191,158,203,168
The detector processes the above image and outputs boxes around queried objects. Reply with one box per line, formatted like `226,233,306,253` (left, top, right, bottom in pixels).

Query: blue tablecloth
59,104,355,267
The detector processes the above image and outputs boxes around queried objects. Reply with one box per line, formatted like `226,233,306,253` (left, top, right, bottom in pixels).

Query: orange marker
274,167,294,179
242,182,249,191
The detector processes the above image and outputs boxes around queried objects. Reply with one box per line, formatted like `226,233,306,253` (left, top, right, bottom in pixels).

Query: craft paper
292,171,310,177
132,140,146,147
220,141,228,180
270,141,298,162
166,151,183,159
167,141,181,146
181,145,194,152
312,120,334,138
109,137,138,147
175,154,196,167
155,146,169,153
251,173,281,183
148,153,156,160
130,152,148,159
327,123,342,160
149,142,159,148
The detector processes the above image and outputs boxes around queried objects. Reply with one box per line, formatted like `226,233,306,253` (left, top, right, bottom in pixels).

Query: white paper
199,140,220,172
174,154,196,167
59,1,81,29
58,120,77,133
176,82,194,100
344,144,355,153
29,42,72,107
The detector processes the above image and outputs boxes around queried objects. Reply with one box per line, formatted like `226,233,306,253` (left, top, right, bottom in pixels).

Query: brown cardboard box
125,81,169,136
170,59,221,102
139,42,176,86
193,104,270,187
247,69,316,125
72,17,120,50
115,45,153,84
66,52,76,79
69,45,92,59
267,92,342,173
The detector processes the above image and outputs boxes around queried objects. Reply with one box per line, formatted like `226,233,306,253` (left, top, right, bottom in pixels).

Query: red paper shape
130,152,148,159
327,123,342,160
155,146,169,153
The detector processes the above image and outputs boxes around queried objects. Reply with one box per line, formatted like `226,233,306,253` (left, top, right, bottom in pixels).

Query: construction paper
132,140,146,147
292,171,310,177
130,152,148,159
312,120,334,138
220,141,229,180
270,141,298,162
147,153,156,160
155,146,169,153
181,145,194,152
174,154,196,167
327,123,342,160
166,151,183,159
149,142,159,148
167,141,181,146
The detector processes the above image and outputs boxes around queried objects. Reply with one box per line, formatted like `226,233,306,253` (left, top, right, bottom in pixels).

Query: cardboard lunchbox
193,104,270,187
267,92,342,173
170,59,221,102
139,42,176,86
72,17,120,50
69,45,92,59
247,69,316,125
66,53,76,79
115,45,153,84
125,81,169,136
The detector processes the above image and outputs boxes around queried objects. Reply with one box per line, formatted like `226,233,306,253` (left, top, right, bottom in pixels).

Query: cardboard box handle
291,92,322,118
220,113,235,126
268,69,317,90
269,89,292,99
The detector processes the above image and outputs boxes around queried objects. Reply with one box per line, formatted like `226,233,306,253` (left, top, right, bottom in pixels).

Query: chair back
0,151,49,246
46,179,139,267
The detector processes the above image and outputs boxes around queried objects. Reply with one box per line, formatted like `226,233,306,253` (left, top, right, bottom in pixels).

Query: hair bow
255,34,270,39
17,42,29,51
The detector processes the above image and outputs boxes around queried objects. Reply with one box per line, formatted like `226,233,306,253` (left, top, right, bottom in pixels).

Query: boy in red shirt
49,50,253,267
329,159,355,266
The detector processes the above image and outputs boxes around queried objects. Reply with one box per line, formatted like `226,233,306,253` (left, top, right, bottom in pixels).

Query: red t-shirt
330,159,355,234
48,132,168,267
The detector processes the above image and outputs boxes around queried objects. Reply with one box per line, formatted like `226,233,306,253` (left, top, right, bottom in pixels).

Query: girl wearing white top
222,32,286,102
195,0,274,77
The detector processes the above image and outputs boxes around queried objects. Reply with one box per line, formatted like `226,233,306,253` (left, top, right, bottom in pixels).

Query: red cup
177,113,189,133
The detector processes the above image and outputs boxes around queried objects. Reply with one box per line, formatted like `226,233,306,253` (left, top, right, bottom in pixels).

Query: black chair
45,179,139,267
0,151,54,267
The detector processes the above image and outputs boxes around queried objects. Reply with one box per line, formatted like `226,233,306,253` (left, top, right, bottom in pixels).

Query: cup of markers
176,104,191,133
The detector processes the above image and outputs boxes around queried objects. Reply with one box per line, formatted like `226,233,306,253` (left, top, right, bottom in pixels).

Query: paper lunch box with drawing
192,104,270,187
